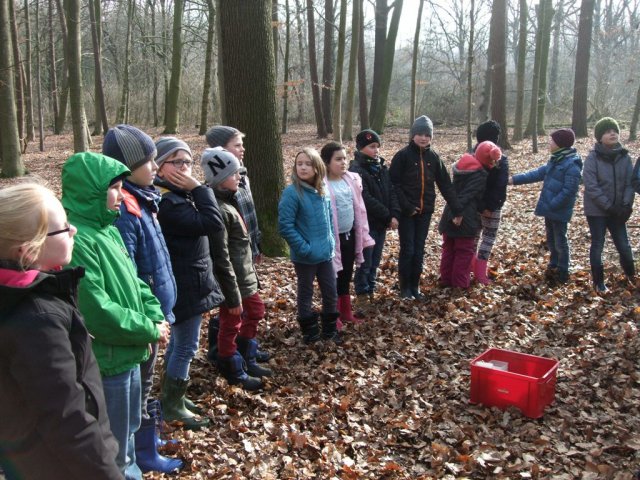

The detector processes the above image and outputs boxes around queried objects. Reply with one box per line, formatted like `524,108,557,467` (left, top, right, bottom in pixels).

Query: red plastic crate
469,348,559,418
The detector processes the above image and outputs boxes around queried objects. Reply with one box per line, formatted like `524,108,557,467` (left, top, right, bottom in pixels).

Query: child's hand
229,305,243,316
452,216,463,226
166,169,201,191
508,177,514,186
412,207,421,216
157,321,170,347
389,217,399,229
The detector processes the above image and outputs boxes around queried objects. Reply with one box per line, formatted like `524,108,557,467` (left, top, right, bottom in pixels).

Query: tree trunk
199,0,216,135
272,0,279,80
369,0,388,125
64,0,89,152
489,0,510,150
410,0,425,126
164,0,185,133
342,0,360,141
369,0,403,133
35,0,45,151
357,0,368,129
54,0,69,134
571,0,594,137
321,0,334,134
331,0,346,142
215,0,226,123
294,0,306,123
525,2,545,138
306,0,326,137
548,0,563,105
48,0,59,128
8,0,25,148
281,0,291,134
535,0,554,135
0,0,24,176
150,0,159,127
512,0,528,141
117,0,134,125
629,79,640,141
466,0,475,151
218,0,287,256
89,0,108,135
23,0,35,142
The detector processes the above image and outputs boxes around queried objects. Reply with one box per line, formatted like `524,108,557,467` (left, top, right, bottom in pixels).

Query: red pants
440,234,476,288
218,292,265,357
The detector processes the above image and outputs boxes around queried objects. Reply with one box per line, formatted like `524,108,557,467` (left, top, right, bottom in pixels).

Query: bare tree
23,0,35,142
342,0,361,140
8,0,25,148
306,0,326,137
282,0,291,134
357,0,368,129
466,0,475,151
321,0,335,133
572,0,594,137
512,0,528,141
489,0,510,149
164,0,185,133
117,0,135,124
35,0,45,151
410,0,425,126
199,0,216,135
89,0,108,135
331,0,347,142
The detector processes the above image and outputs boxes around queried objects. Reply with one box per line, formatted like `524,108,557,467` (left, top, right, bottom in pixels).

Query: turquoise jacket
62,152,163,377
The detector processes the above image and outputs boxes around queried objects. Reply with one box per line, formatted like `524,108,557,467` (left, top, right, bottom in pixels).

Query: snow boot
217,352,263,391
474,258,492,285
321,312,343,344
237,337,273,378
161,376,210,430
338,294,364,325
135,411,184,474
208,315,270,364
399,276,414,299
297,313,321,344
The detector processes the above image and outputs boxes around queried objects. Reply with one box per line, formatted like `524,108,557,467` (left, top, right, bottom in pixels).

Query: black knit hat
476,120,501,144
594,117,619,142
355,129,381,150
410,115,433,139
102,124,156,171
205,126,242,148
551,128,576,149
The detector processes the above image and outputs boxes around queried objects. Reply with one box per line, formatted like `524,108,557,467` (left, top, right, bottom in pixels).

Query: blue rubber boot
237,337,273,377
217,352,263,391
134,415,184,474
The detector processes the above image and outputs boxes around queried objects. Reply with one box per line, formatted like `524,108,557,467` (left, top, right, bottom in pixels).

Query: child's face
295,153,315,184
158,151,193,178
548,137,559,152
128,159,158,187
218,171,241,192
412,134,431,149
360,142,380,159
224,135,245,163
107,180,124,211
36,198,77,270
327,149,348,178
600,128,619,148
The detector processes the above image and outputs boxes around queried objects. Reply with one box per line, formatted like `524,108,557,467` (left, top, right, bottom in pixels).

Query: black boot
621,258,636,285
591,265,607,292
217,352,263,391
399,275,414,300
209,315,270,363
297,313,321,344
321,312,343,344
237,337,273,377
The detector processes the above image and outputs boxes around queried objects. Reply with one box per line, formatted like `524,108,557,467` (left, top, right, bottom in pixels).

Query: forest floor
3,125,640,479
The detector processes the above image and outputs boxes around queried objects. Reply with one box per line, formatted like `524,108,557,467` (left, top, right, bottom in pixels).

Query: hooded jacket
0,266,122,479
62,152,163,377
583,142,634,216
438,154,488,237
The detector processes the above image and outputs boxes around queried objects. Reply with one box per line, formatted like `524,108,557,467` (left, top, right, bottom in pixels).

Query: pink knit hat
475,141,502,168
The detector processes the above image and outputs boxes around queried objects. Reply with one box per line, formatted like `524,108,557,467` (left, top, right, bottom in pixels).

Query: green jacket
62,152,162,377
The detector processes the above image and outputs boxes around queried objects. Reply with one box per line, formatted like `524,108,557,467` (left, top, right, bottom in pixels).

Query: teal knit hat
594,117,619,142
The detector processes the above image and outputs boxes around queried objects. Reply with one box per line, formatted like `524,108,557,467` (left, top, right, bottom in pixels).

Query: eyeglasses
47,224,72,237
164,159,193,167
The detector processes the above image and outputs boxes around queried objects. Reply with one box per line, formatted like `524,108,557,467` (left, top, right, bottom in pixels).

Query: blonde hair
291,148,326,196
0,183,55,269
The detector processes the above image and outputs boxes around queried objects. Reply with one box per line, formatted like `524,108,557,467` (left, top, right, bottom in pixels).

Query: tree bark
331,0,347,142
48,0,59,128
466,0,475,151
489,0,510,150
281,0,291,134
117,0,134,125
629,79,640,141
199,0,216,135
357,0,368,129
8,0,25,148
410,0,425,127
535,0,554,135
572,0,594,137
512,0,528,141
548,0,563,105
89,0,108,135
35,0,45,151
306,0,326,137
294,0,306,123
342,0,360,141
164,0,185,133
23,0,35,142
321,0,335,133
54,0,69,134
525,2,546,138
218,0,287,256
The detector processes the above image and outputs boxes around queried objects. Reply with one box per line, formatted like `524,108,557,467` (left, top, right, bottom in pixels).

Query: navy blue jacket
473,144,509,212
115,180,177,324
512,148,583,223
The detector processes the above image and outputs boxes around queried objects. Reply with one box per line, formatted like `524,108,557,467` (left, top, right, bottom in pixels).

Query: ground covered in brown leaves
4,126,640,479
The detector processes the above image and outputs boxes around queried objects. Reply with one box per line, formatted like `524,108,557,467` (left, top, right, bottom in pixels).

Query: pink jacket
326,171,375,275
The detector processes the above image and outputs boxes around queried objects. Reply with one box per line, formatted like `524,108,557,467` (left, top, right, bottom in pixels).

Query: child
62,152,169,480
154,137,224,429
321,141,374,327
204,126,270,364
472,120,510,284
0,184,121,479
389,115,462,299
349,129,400,310
278,148,341,344
583,117,635,292
105,125,183,473
438,142,501,288
510,128,583,284
201,147,271,391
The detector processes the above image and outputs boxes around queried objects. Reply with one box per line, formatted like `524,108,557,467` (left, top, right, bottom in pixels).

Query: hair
319,142,345,165
291,148,326,196
0,183,55,269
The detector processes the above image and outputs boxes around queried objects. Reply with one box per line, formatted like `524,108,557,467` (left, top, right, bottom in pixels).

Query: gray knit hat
205,126,243,148
102,124,156,171
155,137,192,168
201,147,245,188
410,115,433,139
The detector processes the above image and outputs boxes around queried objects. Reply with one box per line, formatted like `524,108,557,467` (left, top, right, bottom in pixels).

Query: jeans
587,215,635,276
139,342,158,420
544,218,570,272
440,234,477,288
398,212,432,284
218,292,265,357
293,260,337,318
165,314,203,380
102,366,142,480
354,228,386,295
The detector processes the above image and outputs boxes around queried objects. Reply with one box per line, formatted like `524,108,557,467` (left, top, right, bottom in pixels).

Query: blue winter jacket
278,182,335,264
512,147,583,223
115,180,177,324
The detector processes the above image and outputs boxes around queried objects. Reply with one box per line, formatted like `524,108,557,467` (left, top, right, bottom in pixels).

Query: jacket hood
594,142,628,162
453,153,483,174
62,152,130,229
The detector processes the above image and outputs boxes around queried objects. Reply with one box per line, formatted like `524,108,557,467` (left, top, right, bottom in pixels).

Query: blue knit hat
102,124,156,171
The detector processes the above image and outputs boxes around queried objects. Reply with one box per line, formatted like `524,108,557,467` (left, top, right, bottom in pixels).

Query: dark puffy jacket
512,147,583,223
349,152,401,230
115,180,177,324
155,179,225,320
583,143,634,216
472,144,509,212
0,266,122,480
438,154,488,237
389,141,462,217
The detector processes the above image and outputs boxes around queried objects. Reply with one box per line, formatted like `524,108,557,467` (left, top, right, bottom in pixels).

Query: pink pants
218,292,265,357
440,234,476,288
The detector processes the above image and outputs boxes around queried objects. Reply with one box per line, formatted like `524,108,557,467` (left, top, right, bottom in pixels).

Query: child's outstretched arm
512,164,548,185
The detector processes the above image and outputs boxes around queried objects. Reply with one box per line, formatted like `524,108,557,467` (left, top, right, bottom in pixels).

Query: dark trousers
398,212,432,285
354,228,386,295
587,215,635,276
336,230,356,296
544,218,569,272
294,260,337,318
